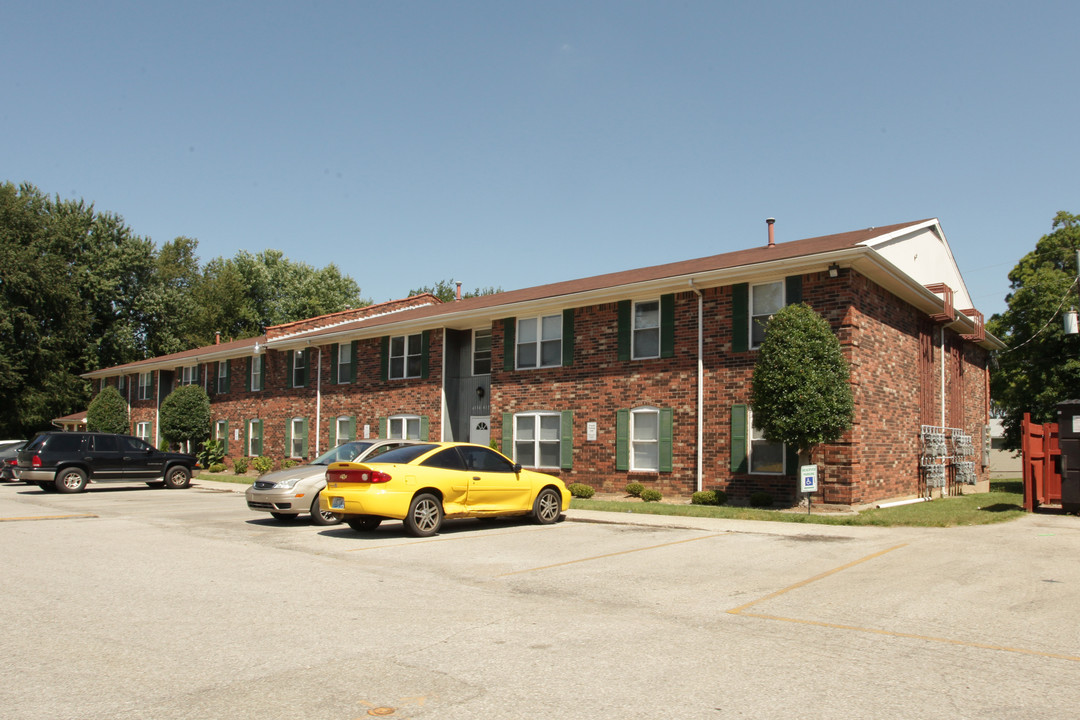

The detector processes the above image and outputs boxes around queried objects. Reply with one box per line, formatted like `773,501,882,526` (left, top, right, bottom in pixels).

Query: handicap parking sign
800,465,818,493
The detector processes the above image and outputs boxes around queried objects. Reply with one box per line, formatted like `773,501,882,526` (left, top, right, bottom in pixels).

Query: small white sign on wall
586,421,597,441
234,428,239,441
363,424,371,439
1073,416,1080,434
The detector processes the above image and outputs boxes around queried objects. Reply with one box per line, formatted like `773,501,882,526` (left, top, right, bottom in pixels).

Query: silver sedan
245,439,418,525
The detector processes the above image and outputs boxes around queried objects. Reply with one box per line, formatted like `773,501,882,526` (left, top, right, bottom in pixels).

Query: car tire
55,468,87,493
310,493,341,526
163,466,191,489
346,515,382,532
403,493,443,537
533,487,562,525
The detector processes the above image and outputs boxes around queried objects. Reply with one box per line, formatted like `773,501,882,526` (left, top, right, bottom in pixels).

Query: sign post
800,464,819,515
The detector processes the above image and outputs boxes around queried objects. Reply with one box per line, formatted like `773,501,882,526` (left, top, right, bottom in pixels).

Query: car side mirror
513,463,522,474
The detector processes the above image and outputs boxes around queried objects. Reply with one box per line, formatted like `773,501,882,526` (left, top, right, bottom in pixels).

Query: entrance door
470,416,490,447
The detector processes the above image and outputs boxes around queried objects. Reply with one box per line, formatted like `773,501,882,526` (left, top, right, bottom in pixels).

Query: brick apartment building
84,219,1002,506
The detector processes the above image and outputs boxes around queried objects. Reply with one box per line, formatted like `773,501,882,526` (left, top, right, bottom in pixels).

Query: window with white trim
473,328,492,376
389,334,422,379
749,409,785,474
217,361,229,394
388,415,421,440
247,419,263,456
517,314,562,369
289,417,305,458
514,412,561,468
215,420,227,443
291,350,306,388
138,372,152,400
250,354,263,391
337,343,352,384
335,416,354,445
181,365,197,386
135,421,151,443
630,407,660,472
633,300,661,360
750,281,784,348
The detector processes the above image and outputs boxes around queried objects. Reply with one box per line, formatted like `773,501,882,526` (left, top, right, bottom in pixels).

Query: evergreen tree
86,386,130,434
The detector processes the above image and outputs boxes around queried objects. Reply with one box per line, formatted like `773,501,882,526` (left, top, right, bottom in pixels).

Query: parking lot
2,478,1079,720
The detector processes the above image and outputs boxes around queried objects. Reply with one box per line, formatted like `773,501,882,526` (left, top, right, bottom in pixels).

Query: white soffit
857,220,975,310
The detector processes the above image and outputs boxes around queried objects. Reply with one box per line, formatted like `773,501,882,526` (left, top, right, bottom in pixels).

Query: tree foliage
750,303,854,455
159,385,211,448
408,279,502,303
987,211,1080,449
86,387,130,434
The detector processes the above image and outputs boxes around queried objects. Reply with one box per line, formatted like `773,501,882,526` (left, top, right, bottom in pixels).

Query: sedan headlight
272,478,302,489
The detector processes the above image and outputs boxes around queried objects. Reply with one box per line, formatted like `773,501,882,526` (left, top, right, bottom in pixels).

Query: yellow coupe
321,442,570,536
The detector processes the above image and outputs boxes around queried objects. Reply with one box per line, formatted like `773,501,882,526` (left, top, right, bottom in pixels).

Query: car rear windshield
366,444,438,464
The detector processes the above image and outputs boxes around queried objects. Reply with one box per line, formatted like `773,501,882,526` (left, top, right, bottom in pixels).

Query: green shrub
197,439,226,468
640,488,662,502
233,457,250,474
208,463,226,473
625,482,645,497
87,386,130,434
712,489,727,506
282,459,298,469
749,491,774,507
568,483,595,499
252,456,274,475
691,490,716,505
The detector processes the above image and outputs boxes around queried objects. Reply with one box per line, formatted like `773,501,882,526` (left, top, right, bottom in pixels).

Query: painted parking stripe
728,544,1080,663
0,513,98,522
496,532,727,577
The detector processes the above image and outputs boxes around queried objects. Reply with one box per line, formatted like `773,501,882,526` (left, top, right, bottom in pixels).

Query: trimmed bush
233,457,250,474
625,482,645,497
282,459,298,469
568,483,595,499
749,491,774,507
640,488,662,502
87,386,130,434
691,490,717,505
208,463,226,473
713,489,727,506
252,456,274,475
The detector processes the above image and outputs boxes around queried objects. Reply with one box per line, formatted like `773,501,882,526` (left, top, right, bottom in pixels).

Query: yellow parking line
728,543,1080,663
0,514,98,522
497,533,727,577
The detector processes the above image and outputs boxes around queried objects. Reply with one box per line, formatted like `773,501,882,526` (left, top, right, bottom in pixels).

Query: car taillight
330,468,392,484
32,455,42,468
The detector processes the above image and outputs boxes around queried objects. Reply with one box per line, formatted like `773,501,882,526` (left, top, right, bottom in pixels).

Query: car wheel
310,493,341,526
270,512,298,522
346,515,382,532
163,466,191,489
533,487,562,525
403,493,443,537
55,468,87,493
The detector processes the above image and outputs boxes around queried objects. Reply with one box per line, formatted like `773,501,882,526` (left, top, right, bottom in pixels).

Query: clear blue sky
4,1,1078,319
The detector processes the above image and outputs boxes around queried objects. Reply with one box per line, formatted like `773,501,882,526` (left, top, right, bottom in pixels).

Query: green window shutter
562,309,575,367
305,349,314,388
245,357,252,392
615,409,629,471
244,421,250,456
285,420,292,456
194,364,200,384
732,284,749,353
286,351,294,388
502,413,513,456
502,318,515,371
378,416,387,438
659,408,673,472
328,418,337,447
786,445,799,476
348,416,356,442
330,344,339,383
419,415,430,441
560,410,573,470
420,330,431,379
301,419,309,457
786,275,803,306
617,300,631,361
220,420,229,455
256,420,264,456
380,336,389,381
660,294,675,359
224,360,231,393
731,404,748,473
350,341,358,383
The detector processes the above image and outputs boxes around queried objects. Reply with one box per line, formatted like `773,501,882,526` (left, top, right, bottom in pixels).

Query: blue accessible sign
800,465,818,493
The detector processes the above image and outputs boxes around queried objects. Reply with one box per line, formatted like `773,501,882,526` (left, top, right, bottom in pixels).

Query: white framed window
215,420,227,442
250,354,263,392
181,366,197,385
388,415,421,440
750,281,784,348
514,412,561,468
473,328,492,376
389,334,422,379
117,374,126,392
217,361,229,393
335,416,354,445
135,421,151,443
247,419,263,456
633,300,661,360
291,350,307,388
630,407,660,472
138,372,152,400
749,409,785,474
517,314,562,369
337,343,352,384
289,417,305,458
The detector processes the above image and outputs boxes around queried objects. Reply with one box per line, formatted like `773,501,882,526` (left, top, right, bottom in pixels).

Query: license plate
330,496,344,510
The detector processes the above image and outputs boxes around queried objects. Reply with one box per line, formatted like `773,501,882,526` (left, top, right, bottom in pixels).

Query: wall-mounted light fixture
476,385,486,399
828,263,840,278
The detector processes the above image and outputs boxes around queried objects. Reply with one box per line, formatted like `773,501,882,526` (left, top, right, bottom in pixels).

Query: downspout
155,370,161,448
314,345,322,457
939,327,946,429
689,279,703,493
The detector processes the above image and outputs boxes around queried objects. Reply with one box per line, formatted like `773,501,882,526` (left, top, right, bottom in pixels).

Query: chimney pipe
766,218,775,248
215,331,221,345
455,281,462,301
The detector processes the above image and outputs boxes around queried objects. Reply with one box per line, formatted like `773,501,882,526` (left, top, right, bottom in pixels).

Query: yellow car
321,442,570,536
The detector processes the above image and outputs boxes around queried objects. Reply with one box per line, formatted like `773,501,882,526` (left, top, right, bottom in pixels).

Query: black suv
17,432,196,493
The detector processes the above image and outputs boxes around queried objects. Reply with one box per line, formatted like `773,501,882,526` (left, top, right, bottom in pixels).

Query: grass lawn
195,471,255,485
570,480,1026,528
